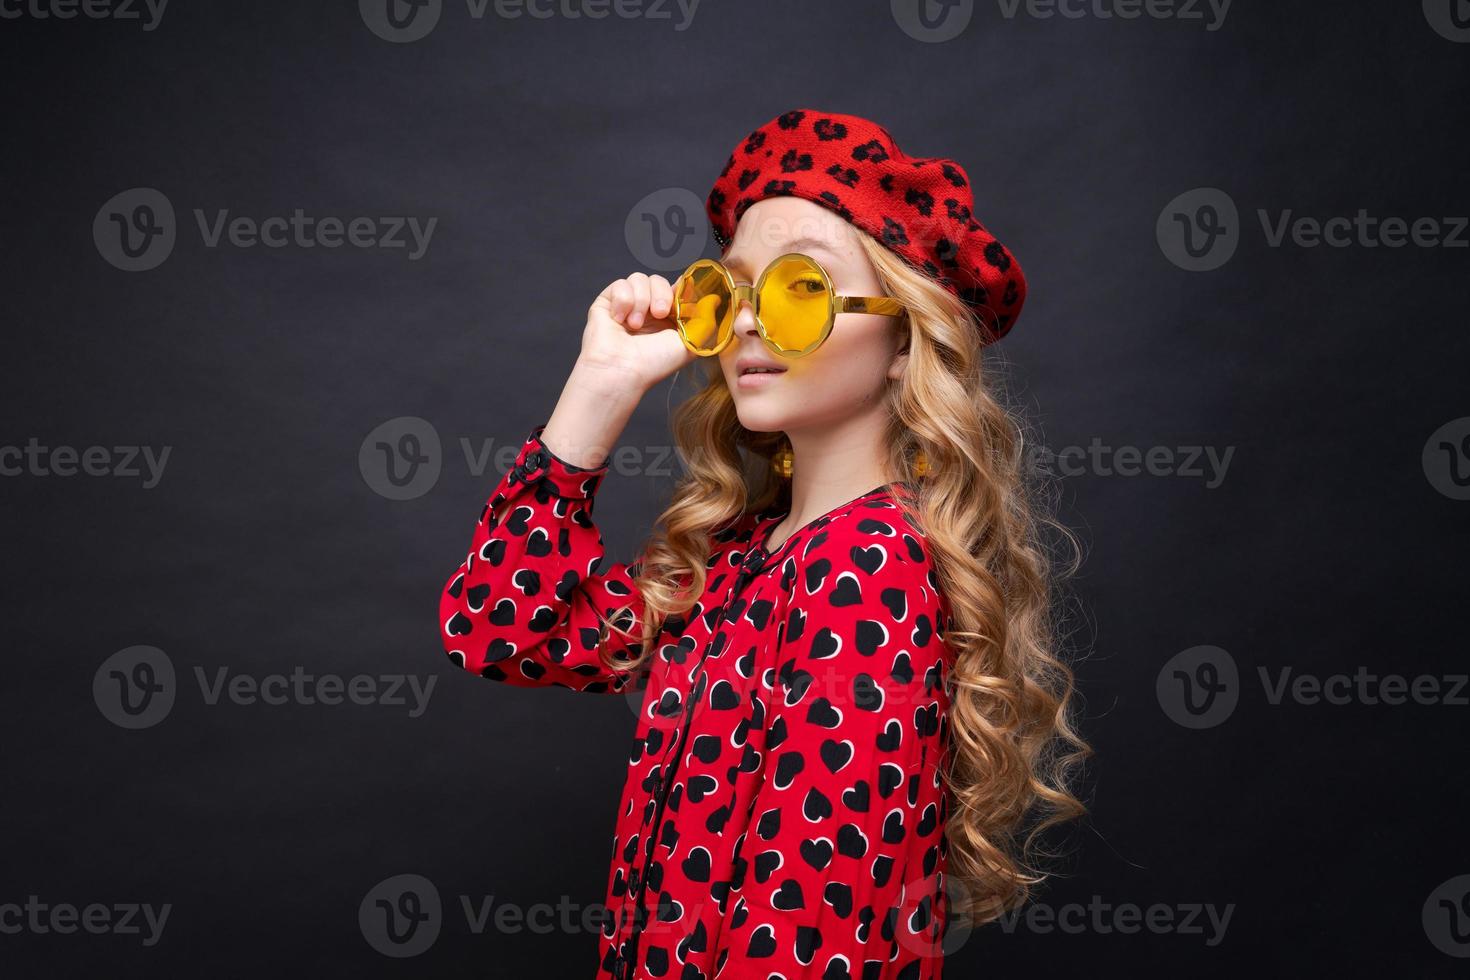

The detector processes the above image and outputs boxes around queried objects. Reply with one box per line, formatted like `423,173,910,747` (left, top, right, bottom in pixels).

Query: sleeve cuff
508,422,611,500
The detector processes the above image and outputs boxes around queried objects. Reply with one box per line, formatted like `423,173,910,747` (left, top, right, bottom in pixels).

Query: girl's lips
736,369,785,390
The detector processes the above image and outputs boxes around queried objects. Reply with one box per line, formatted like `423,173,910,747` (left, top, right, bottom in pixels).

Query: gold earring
912,449,930,478
772,444,794,478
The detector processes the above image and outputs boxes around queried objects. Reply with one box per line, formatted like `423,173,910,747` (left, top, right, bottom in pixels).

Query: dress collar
751,483,897,558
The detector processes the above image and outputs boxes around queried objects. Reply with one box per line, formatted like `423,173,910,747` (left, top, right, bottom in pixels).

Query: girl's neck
768,417,892,550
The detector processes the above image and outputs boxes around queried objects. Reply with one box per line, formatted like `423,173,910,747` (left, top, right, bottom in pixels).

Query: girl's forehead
724,202,860,272
726,234,846,264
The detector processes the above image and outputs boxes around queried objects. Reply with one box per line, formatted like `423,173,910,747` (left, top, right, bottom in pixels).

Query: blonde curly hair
597,230,1090,928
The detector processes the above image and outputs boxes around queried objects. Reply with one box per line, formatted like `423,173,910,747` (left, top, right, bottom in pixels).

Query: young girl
439,109,1088,980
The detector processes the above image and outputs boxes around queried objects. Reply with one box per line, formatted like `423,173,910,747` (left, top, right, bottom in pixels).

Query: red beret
705,109,1026,342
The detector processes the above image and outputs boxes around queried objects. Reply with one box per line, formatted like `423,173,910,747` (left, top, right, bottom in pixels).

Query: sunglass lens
675,263,733,354
758,255,831,355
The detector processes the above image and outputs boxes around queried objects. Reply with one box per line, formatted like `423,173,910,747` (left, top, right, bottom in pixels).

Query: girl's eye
789,276,825,295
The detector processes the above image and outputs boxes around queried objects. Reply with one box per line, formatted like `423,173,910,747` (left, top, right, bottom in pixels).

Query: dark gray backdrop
4,0,1469,976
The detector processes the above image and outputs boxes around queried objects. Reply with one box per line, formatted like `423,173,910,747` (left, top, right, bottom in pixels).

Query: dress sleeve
712,538,953,979
437,422,650,693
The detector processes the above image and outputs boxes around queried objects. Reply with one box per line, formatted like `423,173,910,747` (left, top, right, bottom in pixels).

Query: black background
4,0,1469,976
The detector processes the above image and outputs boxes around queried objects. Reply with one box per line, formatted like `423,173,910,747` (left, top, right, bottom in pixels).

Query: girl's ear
887,319,911,380
887,346,909,381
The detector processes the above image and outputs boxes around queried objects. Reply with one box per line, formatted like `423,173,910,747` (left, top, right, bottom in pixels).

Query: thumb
649,320,699,370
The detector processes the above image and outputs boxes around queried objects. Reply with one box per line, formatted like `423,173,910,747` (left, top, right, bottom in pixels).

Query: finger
626,272,651,329
648,274,673,320
608,279,632,324
658,318,698,366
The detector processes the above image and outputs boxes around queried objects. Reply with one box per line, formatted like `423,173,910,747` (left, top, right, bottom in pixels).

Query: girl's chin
732,404,791,434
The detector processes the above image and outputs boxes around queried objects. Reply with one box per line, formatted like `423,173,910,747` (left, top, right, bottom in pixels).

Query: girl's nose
731,287,759,336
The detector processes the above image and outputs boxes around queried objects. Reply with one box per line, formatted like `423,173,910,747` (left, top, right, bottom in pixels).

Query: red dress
439,423,955,979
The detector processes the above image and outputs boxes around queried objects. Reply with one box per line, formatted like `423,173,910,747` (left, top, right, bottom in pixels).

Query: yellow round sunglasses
673,252,906,358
